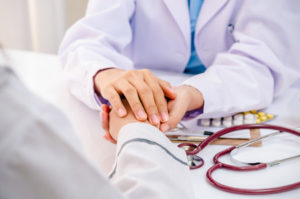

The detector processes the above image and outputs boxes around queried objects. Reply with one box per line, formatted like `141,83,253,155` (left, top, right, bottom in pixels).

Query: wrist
94,67,122,95
182,85,204,111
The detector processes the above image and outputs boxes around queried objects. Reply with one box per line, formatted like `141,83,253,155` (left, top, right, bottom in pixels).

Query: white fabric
59,0,300,119
0,67,195,199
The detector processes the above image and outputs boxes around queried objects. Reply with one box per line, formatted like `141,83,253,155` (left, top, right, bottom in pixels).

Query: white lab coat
59,0,300,119
0,67,195,199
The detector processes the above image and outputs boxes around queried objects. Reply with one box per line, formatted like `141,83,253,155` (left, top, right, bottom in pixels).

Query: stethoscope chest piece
178,124,300,195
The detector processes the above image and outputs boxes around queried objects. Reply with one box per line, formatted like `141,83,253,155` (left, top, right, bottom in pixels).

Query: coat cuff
116,122,188,163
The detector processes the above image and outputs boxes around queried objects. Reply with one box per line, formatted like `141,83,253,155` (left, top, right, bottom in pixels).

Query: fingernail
161,124,170,132
161,112,169,122
150,114,160,125
118,108,126,117
138,110,147,120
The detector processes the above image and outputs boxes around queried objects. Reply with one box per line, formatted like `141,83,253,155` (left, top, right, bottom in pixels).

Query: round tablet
200,119,211,126
212,118,221,127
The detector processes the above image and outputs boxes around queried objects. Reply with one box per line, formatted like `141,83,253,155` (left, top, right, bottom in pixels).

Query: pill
267,114,274,119
258,112,265,117
233,119,243,126
244,113,255,120
256,119,261,124
200,119,210,126
260,116,267,122
233,114,243,121
223,116,232,121
223,120,232,127
212,118,221,127
250,110,257,114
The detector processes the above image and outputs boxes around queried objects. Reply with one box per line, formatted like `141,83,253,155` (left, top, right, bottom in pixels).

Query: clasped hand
100,86,204,143
95,68,204,143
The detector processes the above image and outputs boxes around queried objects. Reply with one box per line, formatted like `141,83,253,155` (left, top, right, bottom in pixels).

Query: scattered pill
198,110,275,127
223,116,232,121
233,114,243,121
244,113,255,120
212,118,221,127
200,119,211,126
233,119,243,126
260,116,267,122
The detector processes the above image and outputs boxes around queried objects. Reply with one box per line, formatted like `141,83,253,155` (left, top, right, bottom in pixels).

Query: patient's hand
111,100,151,140
101,100,151,143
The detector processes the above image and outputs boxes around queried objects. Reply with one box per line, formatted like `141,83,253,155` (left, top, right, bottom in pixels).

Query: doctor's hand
159,85,204,132
95,68,176,125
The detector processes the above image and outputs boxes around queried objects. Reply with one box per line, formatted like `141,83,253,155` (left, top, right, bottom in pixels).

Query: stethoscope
178,124,300,195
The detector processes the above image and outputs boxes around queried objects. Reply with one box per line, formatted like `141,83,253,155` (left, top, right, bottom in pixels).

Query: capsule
258,112,265,117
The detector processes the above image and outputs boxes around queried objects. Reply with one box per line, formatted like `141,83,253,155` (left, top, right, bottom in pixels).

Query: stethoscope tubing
179,124,300,194
206,163,300,195
180,124,300,156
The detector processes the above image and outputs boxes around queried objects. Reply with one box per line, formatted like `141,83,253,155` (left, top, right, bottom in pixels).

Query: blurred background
0,0,88,54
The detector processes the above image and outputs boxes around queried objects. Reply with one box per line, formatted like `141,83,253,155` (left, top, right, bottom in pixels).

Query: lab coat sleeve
0,67,126,199
183,0,300,118
58,0,136,110
109,122,195,199
0,67,195,199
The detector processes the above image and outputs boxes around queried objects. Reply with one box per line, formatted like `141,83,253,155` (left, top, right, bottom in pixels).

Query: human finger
102,86,127,117
101,104,110,113
100,109,109,132
159,79,176,100
100,109,117,144
103,132,117,144
114,80,147,121
129,78,160,125
141,77,167,123
160,99,188,132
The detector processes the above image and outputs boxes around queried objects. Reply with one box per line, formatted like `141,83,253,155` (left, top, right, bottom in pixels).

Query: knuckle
152,87,163,96
126,70,138,78
124,87,135,95
139,86,151,95
141,68,151,75
163,80,171,87
124,70,133,78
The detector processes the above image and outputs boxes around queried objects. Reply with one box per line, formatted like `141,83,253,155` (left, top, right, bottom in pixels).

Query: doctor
59,0,300,133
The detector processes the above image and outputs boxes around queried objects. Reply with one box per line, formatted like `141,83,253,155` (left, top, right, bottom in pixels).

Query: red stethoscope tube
178,124,300,194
